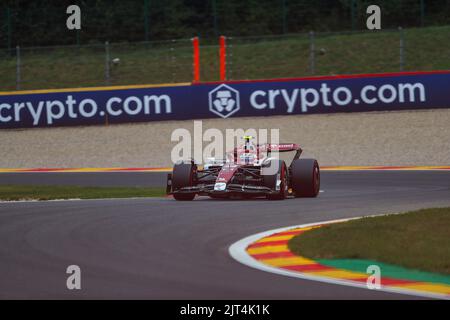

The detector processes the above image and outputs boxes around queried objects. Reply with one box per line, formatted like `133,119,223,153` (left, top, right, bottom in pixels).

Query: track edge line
228,217,449,300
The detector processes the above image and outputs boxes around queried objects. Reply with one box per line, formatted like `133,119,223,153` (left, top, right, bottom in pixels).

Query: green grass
0,185,166,201
1,26,450,91
288,208,450,275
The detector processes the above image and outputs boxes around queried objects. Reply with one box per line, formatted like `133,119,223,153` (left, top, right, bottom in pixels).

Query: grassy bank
0,185,166,201
288,208,450,275
1,26,449,90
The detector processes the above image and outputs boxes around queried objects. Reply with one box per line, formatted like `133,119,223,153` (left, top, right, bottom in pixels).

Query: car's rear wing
230,143,303,161
262,143,301,152
259,143,303,160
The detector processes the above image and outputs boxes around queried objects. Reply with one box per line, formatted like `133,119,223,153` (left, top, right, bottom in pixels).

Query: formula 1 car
166,136,320,201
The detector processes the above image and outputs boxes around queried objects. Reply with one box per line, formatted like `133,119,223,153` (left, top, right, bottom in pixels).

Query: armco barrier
1,71,450,129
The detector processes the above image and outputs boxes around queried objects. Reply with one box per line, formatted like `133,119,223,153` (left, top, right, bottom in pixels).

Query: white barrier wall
1,109,449,168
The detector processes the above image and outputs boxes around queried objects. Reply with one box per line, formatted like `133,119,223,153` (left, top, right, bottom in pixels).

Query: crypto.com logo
208,84,240,118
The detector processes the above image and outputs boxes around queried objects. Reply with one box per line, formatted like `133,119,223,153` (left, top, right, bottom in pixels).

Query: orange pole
192,37,200,82
219,35,226,81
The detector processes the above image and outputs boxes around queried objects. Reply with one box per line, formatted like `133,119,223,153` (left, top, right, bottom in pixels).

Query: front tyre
172,162,197,201
173,193,196,201
262,159,288,200
290,159,320,198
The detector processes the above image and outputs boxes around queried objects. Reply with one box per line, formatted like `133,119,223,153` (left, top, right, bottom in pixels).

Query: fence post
212,0,218,37
351,0,356,30
219,35,226,81
6,7,12,51
16,46,21,90
76,29,80,46
309,31,315,75
192,37,200,82
228,37,233,80
170,41,176,83
105,41,110,84
399,27,404,71
281,0,287,34
420,0,425,27
144,0,150,41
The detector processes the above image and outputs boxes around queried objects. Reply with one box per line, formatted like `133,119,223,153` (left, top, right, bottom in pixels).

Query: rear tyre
172,162,197,201
290,159,320,198
262,160,288,200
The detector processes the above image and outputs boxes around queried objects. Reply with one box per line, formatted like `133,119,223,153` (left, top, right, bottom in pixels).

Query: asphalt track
0,171,449,299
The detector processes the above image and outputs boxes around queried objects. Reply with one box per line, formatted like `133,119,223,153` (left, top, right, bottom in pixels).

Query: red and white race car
166,136,320,200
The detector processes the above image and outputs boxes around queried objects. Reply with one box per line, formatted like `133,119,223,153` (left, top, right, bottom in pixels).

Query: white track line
229,217,449,300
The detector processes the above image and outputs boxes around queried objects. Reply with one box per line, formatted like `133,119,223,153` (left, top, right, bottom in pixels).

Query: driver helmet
243,135,255,151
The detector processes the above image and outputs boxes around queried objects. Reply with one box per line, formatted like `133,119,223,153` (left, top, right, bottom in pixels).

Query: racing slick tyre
290,159,320,198
172,162,197,201
262,160,288,200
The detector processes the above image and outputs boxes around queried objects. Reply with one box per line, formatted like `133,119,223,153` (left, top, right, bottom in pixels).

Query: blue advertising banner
1,71,449,129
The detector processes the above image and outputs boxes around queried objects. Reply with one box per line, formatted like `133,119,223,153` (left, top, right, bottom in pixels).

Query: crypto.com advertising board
1,71,449,129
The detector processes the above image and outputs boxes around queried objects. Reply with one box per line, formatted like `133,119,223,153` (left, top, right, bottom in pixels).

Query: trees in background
1,0,450,48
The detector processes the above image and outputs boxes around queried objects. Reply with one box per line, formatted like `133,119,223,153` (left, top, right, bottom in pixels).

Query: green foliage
288,207,450,275
1,25,449,91
1,1,450,47
0,184,166,200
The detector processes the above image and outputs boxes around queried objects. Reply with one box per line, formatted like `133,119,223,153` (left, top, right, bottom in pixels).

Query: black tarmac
0,171,449,299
